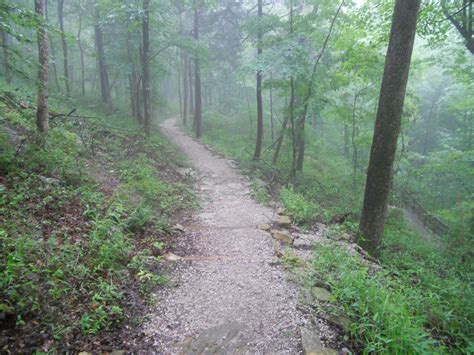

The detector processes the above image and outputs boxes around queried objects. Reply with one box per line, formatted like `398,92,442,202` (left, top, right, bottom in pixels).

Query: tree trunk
177,54,183,120
296,127,305,171
58,0,70,96
253,0,264,160
270,73,274,141
136,74,143,124
183,54,188,125
77,13,85,95
343,123,349,158
1,31,11,83
358,0,421,256
443,0,474,54
94,8,112,110
189,60,194,116
194,2,202,138
35,0,49,133
352,93,358,186
45,0,59,91
142,0,151,136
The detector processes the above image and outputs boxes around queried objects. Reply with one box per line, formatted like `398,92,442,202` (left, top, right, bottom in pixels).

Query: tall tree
77,11,85,95
183,54,188,125
94,5,111,110
58,0,70,96
358,0,421,255
253,0,263,160
194,1,202,138
44,0,60,91
142,0,151,136
35,0,49,134
1,31,11,83
442,0,474,54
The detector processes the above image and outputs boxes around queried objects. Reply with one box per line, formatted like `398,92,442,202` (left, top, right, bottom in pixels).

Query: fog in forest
1,0,473,353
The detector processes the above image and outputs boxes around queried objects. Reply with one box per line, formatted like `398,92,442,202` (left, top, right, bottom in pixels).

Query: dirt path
143,118,306,353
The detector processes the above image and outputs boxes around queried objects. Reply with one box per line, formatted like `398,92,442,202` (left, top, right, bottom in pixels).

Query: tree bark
94,7,112,110
292,1,344,175
253,0,264,160
45,0,59,91
189,60,194,116
194,2,202,138
358,0,421,256
35,0,49,133
77,13,85,96
58,0,69,96
270,73,274,141
1,31,11,83
142,0,151,136
443,0,474,54
183,54,188,125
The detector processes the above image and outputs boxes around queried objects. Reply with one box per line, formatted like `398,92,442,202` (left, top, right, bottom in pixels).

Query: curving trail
143,118,305,353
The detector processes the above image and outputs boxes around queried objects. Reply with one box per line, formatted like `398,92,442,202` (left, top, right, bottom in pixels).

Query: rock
180,323,249,354
320,314,351,333
173,224,186,232
311,287,333,302
338,233,352,242
300,327,338,355
38,175,61,185
277,207,286,215
258,223,271,231
110,351,126,355
293,238,314,251
164,252,183,261
271,229,294,245
277,215,292,228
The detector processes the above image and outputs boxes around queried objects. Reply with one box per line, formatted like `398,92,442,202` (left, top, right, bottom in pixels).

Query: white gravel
143,118,310,353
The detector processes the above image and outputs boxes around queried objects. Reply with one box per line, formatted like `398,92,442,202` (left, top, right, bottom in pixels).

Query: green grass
196,108,473,353
0,80,195,348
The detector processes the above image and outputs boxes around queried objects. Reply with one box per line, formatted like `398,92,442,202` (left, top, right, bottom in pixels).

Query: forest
0,0,473,353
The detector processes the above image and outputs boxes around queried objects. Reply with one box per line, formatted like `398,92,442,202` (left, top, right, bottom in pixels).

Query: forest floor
137,118,343,353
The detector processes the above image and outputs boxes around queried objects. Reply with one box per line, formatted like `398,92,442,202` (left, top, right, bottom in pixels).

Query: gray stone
300,327,338,355
320,313,352,333
258,223,271,231
271,229,294,245
179,323,249,354
311,287,333,302
277,215,292,228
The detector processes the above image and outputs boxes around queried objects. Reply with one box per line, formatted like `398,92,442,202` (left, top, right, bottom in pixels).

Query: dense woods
0,0,473,353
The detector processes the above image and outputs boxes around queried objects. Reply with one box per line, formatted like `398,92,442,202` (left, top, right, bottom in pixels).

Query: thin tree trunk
183,54,188,125
45,0,59,91
142,0,151,136
296,127,305,171
270,73,274,141
35,0,49,134
352,92,358,185
358,0,421,256
253,0,264,160
1,31,11,83
292,0,344,175
177,54,183,120
77,13,85,96
136,74,143,124
94,7,112,110
58,0,69,96
343,123,349,158
194,2,202,138
189,60,194,116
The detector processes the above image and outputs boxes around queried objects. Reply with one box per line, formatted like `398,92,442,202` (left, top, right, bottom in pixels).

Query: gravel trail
144,118,306,353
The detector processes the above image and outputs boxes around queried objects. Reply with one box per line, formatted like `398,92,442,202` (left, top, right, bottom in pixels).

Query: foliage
0,82,195,348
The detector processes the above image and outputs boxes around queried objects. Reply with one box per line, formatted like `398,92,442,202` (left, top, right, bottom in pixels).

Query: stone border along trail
142,118,340,354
